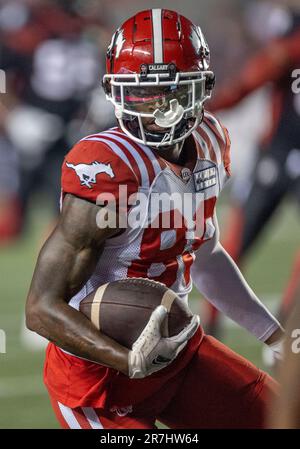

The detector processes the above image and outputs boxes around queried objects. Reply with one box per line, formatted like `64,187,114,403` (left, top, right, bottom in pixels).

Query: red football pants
49,335,278,429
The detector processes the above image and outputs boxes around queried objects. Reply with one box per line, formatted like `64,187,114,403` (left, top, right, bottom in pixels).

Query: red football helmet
103,9,215,147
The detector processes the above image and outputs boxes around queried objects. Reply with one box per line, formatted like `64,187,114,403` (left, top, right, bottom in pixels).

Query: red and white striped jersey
61,110,231,310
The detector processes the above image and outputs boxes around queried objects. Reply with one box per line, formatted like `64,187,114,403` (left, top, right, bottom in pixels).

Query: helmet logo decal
140,63,177,76
107,28,125,61
140,64,149,79
114,29,125,59
190,26,202,55
190,26,210,69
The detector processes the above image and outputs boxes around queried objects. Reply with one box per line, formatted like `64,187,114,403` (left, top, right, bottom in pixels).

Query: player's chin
143,120,166,133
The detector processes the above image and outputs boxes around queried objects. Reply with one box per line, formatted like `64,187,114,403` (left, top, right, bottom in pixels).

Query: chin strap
126,115,189,144
153,99,184,128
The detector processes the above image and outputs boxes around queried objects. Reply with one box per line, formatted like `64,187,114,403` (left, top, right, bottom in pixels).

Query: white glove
128,305,200,379
262,338,285,367
268,338,285,361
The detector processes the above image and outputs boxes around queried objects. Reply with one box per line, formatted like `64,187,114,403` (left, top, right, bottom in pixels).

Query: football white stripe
58,402,81,429
161,289,177,312
152,9,163,63
102,132,150,187
82,407,104,429
201,123,222,165
83,137,135,175
91,283,109,330
111,130,161,176
193,130,211,159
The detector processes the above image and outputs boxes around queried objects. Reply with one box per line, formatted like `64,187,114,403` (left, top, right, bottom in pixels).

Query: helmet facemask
103,69,214,147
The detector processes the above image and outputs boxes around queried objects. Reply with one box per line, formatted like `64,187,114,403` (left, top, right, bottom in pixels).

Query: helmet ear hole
102,79,111,96
205,73,215,93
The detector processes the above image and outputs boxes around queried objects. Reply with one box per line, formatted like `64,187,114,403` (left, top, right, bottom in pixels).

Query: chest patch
193,162,217,192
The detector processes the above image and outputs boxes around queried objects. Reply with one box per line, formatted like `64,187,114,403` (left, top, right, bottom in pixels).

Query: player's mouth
144,120,166,133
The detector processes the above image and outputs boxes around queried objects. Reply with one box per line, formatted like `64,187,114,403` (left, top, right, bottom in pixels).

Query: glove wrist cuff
269,338,285,360
128,350,145,379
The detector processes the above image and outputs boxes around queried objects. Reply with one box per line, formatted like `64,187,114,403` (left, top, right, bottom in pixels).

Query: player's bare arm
26,193,130,374
191,212,284,347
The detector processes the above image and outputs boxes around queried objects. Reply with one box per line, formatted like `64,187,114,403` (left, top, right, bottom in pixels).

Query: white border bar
152,9,163,63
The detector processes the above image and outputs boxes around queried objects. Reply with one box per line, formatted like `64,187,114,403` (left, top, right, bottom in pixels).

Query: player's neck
151,135,197,172
151,142,184,165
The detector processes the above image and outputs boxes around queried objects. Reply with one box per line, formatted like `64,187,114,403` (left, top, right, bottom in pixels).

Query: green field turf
0,196,299,428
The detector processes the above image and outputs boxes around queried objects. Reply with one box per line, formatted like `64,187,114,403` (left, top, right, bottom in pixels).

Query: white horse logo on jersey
66,161,115,189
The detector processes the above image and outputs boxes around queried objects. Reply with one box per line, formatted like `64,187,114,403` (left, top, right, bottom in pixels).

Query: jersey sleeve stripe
129,141,157,183
82,407,104,429
197,126,218,163
72,408,94,429
193,129,212,160
58,402,82,429
200,123,222,165
97,135,143,185
103,131,152,187
109,128,156,184
204,111,227,144
82,137,138,182
191,132,206,159
138,143,163,175
110,130,162,181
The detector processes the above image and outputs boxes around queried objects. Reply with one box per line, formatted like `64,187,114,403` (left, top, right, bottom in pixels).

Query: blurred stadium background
0,0,299,428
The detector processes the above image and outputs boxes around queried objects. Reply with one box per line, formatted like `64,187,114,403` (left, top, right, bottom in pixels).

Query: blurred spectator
278,250,300,324
203,0,300,336
0,0,115,243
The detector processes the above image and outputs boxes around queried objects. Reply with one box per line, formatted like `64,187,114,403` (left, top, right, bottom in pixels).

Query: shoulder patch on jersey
65,161,115,189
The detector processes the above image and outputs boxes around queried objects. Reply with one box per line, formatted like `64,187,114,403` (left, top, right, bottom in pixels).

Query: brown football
79,277,193,349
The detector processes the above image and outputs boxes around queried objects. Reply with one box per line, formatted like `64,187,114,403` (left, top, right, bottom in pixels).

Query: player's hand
263,328,285,367
128,305,200,379
263,338,285,367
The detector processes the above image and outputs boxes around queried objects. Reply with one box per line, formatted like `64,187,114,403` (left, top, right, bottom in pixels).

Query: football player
26,9,284,429
0,0,103,242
